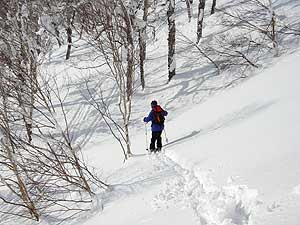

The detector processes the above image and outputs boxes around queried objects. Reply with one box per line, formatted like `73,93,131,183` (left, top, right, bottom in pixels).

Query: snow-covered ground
8,0,300,225
78,47,300,225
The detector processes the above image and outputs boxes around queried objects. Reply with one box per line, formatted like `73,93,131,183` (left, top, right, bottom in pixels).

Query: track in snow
150,153,259,225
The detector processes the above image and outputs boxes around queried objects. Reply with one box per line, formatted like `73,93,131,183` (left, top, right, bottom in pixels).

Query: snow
3,0,300,225
63,51,300,225
164,51,300,225
79,9,300,221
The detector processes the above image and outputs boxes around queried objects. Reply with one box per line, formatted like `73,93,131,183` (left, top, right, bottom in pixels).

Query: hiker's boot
150,148,155,153
156,147,162,152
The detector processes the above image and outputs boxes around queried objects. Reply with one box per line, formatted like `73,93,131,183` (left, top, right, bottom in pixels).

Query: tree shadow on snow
164,100,276,149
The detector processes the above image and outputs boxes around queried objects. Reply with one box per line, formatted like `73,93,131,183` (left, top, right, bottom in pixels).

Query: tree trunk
139,0,149,90
139,31,146,90
185,0,192,22
66,26,72,60
125,101,132,157
268,0,278,55
52,22,62,47
120,0,134,156
167,0,176,82
66,7,74,60
16,1,38,144
125,26,134,102
2,127,39,220
196,0,205,43
211,0,216,15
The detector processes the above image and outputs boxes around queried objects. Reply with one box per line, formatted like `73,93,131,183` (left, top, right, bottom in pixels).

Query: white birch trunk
268,0,278,56
167,0,176,82
119,0,134,157
185,0,192,22
196,0,205,43
139,0,149,90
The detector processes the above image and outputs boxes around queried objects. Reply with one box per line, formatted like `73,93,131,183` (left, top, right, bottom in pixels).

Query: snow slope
163,51,300,225
61,2,300,225
9,1,299,225
75,51,300,225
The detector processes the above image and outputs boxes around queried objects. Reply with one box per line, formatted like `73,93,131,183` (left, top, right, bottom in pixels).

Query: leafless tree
0,0,45,144
0,67,108,221
211,0,216,15
0,1,108,222
167,0,176,82
65,4,75,60
191,0,298,80
219,0,280,54
0,74,39,221
266,0,278,55
196,0,206,43
185,0,193,22
77,0,136,159
139,0,150,90
40,0,83,58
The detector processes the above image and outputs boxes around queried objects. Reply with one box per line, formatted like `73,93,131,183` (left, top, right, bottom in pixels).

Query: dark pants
150,131,162,151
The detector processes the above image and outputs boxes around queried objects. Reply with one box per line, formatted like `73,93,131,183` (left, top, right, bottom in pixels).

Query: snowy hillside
77,44,300,225
75,0,300,223
69,2,300,224
1,0,300,225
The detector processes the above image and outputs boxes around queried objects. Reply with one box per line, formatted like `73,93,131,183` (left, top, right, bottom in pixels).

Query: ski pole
145,123,149,151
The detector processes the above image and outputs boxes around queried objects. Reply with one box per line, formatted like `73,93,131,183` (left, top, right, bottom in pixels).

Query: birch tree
0,70,39,221
211,0,216,15
219,0,280,55
77,0,135,159
267,0,278,55
0,1,107,221
0,70,107,221
185,0,193,22
0,0,44,144
139,0,149,90
190,0,295,80
196,0,206,43
167,0,176,82
65,5,74,60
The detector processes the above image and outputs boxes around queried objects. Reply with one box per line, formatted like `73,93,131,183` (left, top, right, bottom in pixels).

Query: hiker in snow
143,100,168,152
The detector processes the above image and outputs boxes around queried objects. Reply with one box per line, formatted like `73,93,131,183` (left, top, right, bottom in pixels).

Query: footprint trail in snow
150,153,260,225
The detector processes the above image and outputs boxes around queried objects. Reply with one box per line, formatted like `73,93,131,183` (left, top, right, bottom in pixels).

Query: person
143,100,168,152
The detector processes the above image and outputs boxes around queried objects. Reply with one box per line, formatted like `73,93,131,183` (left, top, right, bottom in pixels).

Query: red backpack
153,105,165,125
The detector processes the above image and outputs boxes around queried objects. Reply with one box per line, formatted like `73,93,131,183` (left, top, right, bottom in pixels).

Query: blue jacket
143,107,168,132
